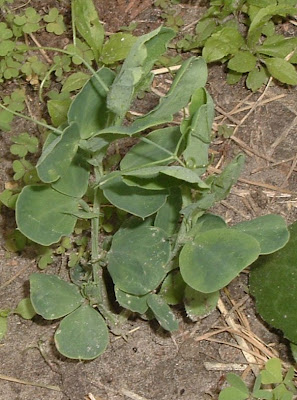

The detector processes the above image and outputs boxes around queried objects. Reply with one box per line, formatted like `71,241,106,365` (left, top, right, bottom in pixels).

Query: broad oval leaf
55,305,109,360
36,123,81,183
51,150,90,198
16,185,78,245
108,226,170,295
115,287,149,314
233,214,289,255
154,187,182,236
68,68,116,139
159,270,186,305
228,51,257,73
101,33,137,64
30,273,84,320
147,293,179,332
102,174,168,218
250,221,297,343
180,228,261,293
265,58,297,85
184,286,219,321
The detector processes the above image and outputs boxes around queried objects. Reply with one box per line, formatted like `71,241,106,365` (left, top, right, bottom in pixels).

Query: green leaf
121,127,181,170
16,185,78,246
62,72,90,92
227,70,242,85
246,66,269,91
68,68,115,139
247,5,297,48
182,88,214,176
180,228,261,293
265,58,297,85
146,293,179,332
261,358,283,384
44,8,65,35
187,213,227,239
258,35,297,61
30,273,84,319
250,221,297,343
101,33,137,64
154,187,182,236
107,26,175,118
233,215,289,255
51,150,90,198
101,174,168,218
108,226,170,295
228,51,257,73
0,315,8,340
115,287,149,314
55,305,109,360
184,286,219,321
71,0,104,62
202,27,245,63
14,298,36,319
159,270,186,305
36,123,80,183
47,97,72,127
10,132,38,157
209,154,245,201
219,373,249,400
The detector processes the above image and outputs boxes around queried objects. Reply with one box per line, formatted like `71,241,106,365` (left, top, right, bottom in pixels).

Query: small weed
219,358,296,400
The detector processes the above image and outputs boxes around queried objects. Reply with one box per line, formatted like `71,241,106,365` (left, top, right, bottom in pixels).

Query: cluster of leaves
250,220,297,363
0,0,139,133
2,23,289,360
219,358,296,400
170,0,297,90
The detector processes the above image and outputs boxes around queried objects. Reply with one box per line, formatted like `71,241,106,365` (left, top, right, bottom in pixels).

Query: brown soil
1,1,297,400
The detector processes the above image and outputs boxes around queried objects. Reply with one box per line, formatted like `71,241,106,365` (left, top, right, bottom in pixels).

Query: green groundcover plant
177,0,297,91
0,5,291,360
219,358,296,400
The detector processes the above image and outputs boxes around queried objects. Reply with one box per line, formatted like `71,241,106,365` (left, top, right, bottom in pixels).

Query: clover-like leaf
10,132,39,157
44,8,65,35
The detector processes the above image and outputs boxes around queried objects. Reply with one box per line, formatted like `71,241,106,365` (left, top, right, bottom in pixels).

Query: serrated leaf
180,228,261,293
108,226,170,295
14,298,36,319
147,293,178,331
228,51,257,73
16,185,78,245
55,305,109,360
30,273,84,319
265,58,297,85
250,221,297,343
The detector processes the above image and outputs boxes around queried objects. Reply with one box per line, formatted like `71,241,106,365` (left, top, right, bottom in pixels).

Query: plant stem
0,103,63,134
91,186,101,284
22,45,109,93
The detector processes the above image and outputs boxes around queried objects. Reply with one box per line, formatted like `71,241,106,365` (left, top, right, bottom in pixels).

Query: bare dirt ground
1,1,297,400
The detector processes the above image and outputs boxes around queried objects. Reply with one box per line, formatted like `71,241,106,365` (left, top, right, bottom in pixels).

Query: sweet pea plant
2,27,290,360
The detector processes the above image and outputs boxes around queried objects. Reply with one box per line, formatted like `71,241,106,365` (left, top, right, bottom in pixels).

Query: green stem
91,187,101,284
23,45,109,93
0,103,63,134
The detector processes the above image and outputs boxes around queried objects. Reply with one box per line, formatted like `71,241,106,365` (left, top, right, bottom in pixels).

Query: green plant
1,22,290,360
178,0,297,90
219,358,296,400
250,220,297,363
